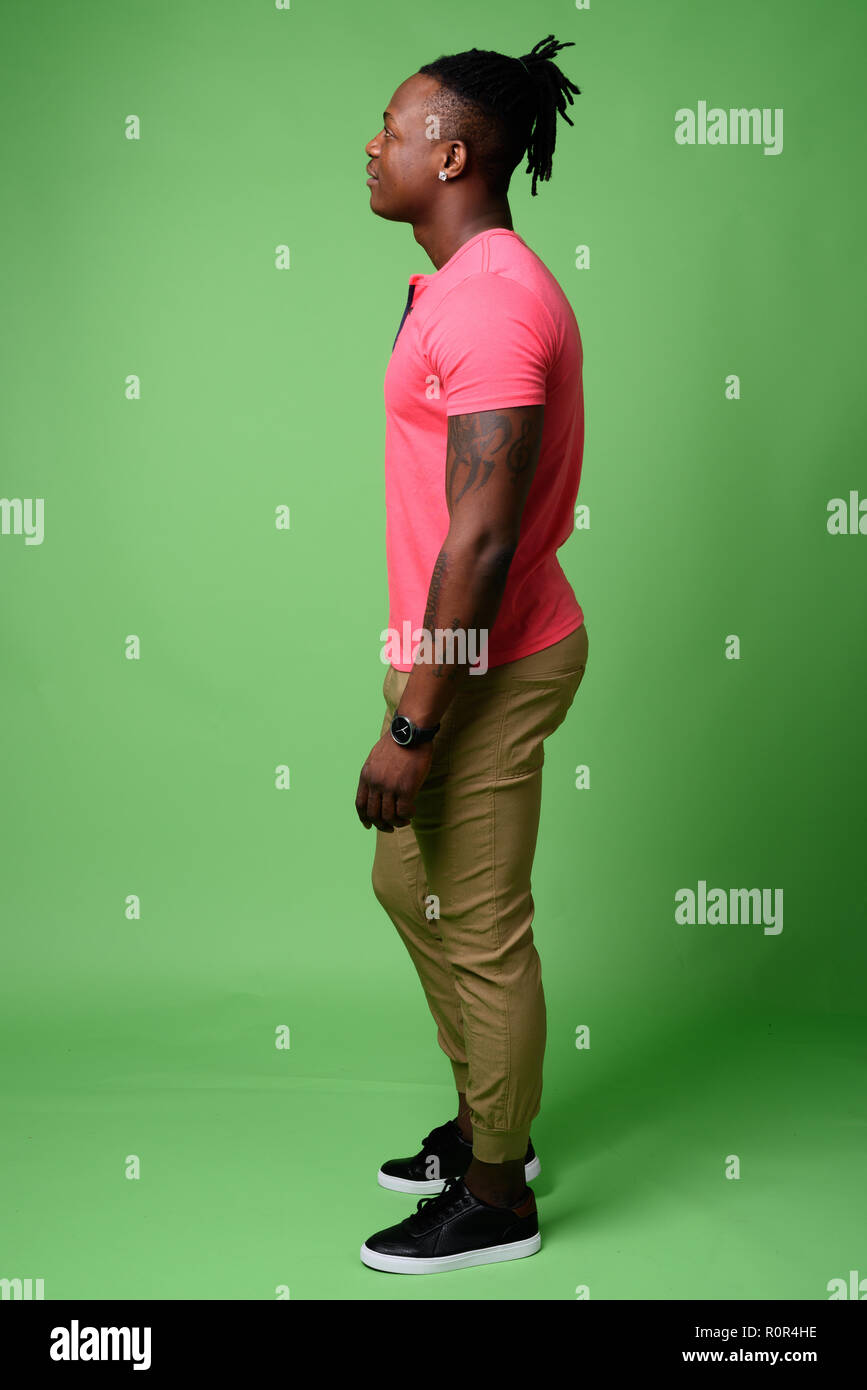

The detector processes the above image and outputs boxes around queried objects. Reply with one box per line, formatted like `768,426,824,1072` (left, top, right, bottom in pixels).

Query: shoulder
419,270,558,358
437,268,551,317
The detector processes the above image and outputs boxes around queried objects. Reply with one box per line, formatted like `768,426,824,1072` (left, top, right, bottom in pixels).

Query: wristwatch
390,713,441,748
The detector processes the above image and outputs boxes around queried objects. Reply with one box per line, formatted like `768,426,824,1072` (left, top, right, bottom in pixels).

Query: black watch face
391,715,413,745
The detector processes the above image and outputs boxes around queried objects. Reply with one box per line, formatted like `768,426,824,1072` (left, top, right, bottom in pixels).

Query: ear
443,140,469,178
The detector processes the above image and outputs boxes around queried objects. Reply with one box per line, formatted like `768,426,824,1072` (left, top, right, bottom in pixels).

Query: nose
365,131,383,157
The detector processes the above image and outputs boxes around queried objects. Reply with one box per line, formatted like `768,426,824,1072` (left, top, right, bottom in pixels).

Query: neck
412,198,514,271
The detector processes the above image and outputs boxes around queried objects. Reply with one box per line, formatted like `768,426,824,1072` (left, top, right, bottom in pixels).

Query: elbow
449,527,519,568
465,538,518,588
484,540,519,584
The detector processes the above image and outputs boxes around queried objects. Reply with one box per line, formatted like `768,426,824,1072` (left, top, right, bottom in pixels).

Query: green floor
2,1000,862,1300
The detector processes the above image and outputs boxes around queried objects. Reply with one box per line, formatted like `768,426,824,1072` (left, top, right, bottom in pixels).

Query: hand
355,731,435,831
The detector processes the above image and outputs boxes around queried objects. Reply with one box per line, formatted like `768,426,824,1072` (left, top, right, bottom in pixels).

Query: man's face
364,73,450,222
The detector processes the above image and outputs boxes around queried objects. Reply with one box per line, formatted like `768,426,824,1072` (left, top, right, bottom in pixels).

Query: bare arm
396,403,544,727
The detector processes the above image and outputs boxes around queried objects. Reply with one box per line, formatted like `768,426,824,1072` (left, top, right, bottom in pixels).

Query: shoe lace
410,1174,464,1229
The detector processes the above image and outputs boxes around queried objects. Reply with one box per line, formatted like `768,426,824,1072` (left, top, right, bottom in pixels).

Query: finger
366,786,386,831
371,800,395,831
371,801,396,832
356,774,374,828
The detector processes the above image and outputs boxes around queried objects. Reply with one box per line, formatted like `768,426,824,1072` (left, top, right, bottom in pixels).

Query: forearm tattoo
422,549,448,634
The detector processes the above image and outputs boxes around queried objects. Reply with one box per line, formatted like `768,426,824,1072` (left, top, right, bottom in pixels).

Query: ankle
463,1156,527,1208
454,1115,473,1144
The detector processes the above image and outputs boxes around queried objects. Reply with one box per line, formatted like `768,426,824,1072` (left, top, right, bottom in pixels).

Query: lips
366,166,378,180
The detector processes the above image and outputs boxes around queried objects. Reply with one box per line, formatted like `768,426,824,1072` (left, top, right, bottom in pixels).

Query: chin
369,196,411,224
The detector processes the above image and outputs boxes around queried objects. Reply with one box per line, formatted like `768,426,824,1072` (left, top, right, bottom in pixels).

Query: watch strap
390,714,441,747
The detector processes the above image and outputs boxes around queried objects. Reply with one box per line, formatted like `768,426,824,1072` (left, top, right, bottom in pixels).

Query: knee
371,855,390,910
371,846,404,915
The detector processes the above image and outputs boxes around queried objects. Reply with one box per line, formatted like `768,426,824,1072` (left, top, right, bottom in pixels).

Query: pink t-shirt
383,226,584,671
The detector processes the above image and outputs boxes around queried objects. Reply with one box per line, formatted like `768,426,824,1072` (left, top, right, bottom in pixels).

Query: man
355,35,589,1275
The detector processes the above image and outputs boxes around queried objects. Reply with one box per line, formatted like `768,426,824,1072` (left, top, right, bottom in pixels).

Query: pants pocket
496,663,587,779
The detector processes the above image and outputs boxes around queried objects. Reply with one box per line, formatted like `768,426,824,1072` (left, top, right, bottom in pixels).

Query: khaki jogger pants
370,622,589,1164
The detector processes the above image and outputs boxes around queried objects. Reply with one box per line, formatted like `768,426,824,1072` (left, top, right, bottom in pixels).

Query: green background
2,0,865,1300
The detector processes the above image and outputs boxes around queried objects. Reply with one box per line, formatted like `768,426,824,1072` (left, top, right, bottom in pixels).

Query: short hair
417,34,581,197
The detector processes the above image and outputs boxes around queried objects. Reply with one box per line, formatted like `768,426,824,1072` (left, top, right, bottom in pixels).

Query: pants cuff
471,1124,531,1164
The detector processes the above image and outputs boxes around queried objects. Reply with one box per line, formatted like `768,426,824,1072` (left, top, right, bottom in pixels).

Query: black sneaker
377,1117,540,1194
360,1175,540,1275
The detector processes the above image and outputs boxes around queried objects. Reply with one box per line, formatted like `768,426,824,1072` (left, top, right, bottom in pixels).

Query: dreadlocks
417,34,581,197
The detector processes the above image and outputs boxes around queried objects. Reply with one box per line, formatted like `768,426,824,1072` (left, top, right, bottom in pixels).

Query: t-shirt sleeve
421,272,555,417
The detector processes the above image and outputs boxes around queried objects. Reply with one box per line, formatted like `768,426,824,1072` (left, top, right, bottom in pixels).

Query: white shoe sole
360,1231,541,1274
377,1154,541,1195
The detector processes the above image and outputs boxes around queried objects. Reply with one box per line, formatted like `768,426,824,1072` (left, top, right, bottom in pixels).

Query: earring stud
438,171,447,181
